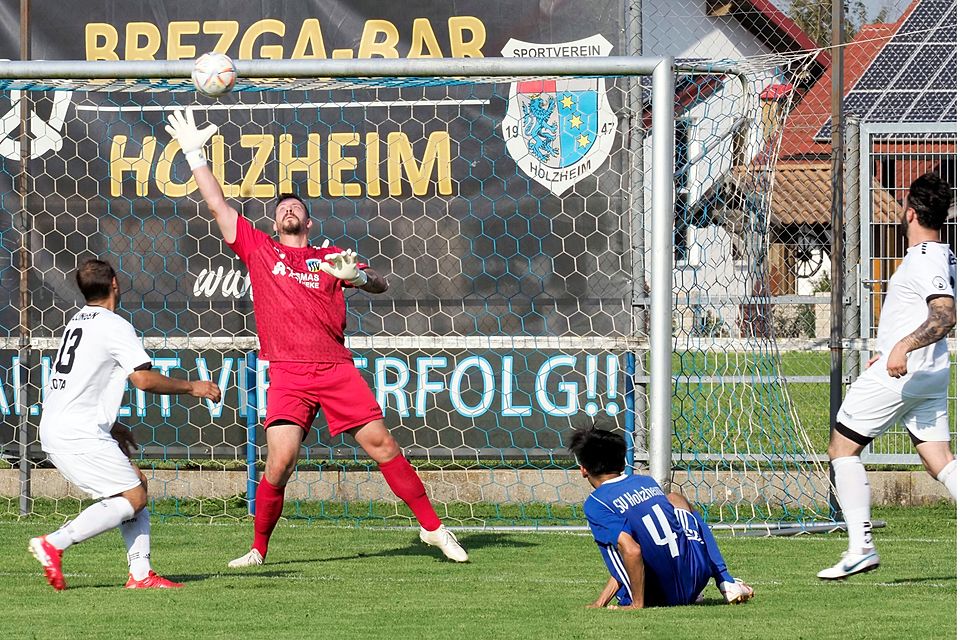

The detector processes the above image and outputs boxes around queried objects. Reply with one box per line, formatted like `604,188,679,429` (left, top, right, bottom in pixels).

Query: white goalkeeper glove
320,249,368,287
164,107,218,170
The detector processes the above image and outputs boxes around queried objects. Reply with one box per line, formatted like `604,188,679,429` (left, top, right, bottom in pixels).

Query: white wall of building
634,1,794,337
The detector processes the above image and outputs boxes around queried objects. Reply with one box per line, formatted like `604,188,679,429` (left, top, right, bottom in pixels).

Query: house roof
778,21,898,158
812,0,957,136
766,162,902,225
728,0,831,69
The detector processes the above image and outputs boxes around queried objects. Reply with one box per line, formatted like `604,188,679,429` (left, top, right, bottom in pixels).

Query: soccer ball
191,52,237,97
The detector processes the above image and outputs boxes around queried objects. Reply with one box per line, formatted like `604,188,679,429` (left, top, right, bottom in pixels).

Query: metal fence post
625,0,647,473
16,0,32,516
843,116,861,385
624,352,636,474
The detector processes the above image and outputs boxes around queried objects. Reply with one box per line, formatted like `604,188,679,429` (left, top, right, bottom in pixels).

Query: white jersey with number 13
39,305,151,454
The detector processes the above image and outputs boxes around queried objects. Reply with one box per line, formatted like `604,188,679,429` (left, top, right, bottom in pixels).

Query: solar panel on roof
905,91,956,119
943,97,957,121
872,92,923,121
928,58,957,90
813,0,957,139
897,45,956,89
896,0,953,34
932,26,956,40
843,92,883,114
934,4,957,27
855,44,915,90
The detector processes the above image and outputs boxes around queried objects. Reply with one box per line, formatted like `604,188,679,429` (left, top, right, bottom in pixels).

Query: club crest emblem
501,35,618,196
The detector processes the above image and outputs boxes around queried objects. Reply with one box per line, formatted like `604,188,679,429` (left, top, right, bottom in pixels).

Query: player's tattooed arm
886,295,956,378
358,268,389,294
587,576,621,609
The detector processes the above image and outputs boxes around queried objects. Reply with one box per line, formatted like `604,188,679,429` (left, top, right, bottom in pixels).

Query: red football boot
29,536,66,591
124,571,184,589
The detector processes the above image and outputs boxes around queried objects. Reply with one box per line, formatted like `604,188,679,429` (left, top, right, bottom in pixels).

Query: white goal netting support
0,56,831,528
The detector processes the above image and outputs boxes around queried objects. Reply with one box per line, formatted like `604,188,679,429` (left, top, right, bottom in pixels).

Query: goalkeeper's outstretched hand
320,249,368,287
164,108,218,169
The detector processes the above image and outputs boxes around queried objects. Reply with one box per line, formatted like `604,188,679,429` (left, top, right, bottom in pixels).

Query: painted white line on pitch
735,536,953,544
211,574,957,590
73,99,491,113
6,571,953,592
219,574,605,586
731,579,953,589
2,571,90,578
1,522,950,544
114,521,958,542
818,581,954,589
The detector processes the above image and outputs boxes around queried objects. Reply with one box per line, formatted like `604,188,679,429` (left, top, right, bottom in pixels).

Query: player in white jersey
29,259,221,591
819,173,957,580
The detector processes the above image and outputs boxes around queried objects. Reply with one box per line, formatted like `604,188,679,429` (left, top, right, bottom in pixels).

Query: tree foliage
788,0,891,48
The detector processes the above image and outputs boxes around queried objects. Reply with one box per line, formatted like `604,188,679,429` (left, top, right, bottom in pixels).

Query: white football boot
419,525,469,562
719,578,755,604
228,548,264,568
817,549,880,580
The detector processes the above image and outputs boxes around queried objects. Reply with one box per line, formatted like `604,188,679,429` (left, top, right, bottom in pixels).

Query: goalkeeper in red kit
166,108,467,566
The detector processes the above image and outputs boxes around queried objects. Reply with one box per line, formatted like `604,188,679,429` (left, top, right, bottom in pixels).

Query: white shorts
837,375,950,444
48,445,142,499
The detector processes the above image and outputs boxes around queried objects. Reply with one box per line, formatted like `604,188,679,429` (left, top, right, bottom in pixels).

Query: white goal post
0,55,679,488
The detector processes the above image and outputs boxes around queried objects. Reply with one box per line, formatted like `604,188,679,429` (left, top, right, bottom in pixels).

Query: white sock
832,456,874,554
45,496,135,551
120,509,152,580
936,460,957,501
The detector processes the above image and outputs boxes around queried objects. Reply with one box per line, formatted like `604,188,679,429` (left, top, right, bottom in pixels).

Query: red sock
379,455,442,531
253,477,286,558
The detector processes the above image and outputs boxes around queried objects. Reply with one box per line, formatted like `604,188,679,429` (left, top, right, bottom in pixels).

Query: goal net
0,55,831,528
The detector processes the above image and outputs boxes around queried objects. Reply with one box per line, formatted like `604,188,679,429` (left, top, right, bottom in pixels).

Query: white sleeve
911,250,956,302
109,319,152,374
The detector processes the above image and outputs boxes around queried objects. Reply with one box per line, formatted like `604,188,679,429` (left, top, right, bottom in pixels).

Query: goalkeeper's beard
279,217,304,236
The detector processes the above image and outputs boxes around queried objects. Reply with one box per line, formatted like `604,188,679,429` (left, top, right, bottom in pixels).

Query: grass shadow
266,532,540,566
879,575,957,585
69,568,303,589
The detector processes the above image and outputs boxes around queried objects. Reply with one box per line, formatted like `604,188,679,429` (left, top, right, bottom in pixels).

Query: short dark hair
275,192,309,218
76,259,116,302
568,426,626,476
907,172,954,230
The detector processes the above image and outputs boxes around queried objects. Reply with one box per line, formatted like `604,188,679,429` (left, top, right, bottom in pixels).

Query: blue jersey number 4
641,504,679,558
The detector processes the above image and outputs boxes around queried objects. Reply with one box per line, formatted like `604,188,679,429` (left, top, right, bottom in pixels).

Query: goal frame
0,55,677,497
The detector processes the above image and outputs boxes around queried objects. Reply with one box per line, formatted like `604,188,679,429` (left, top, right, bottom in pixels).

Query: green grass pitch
1,504,954,639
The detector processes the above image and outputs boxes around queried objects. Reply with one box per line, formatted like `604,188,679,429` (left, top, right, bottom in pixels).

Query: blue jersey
583,474,712,607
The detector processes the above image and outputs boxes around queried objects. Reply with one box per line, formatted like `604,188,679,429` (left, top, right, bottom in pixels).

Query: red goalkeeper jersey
227,214,359,363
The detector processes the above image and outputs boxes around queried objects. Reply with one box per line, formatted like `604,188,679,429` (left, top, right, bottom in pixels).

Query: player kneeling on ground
29,259,222,591
570,426,753,608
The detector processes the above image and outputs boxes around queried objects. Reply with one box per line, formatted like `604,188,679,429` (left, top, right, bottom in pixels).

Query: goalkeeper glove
164,107,218,170
320,249,368,287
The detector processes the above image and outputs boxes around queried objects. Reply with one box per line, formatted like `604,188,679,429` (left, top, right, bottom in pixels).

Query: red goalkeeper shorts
265,361,384,437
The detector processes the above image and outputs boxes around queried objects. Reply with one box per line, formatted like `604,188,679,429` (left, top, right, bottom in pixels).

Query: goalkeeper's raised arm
164,107,387,295
164,107,240,243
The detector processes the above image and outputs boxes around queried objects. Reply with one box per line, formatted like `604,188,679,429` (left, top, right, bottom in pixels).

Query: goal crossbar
0,56,668,80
